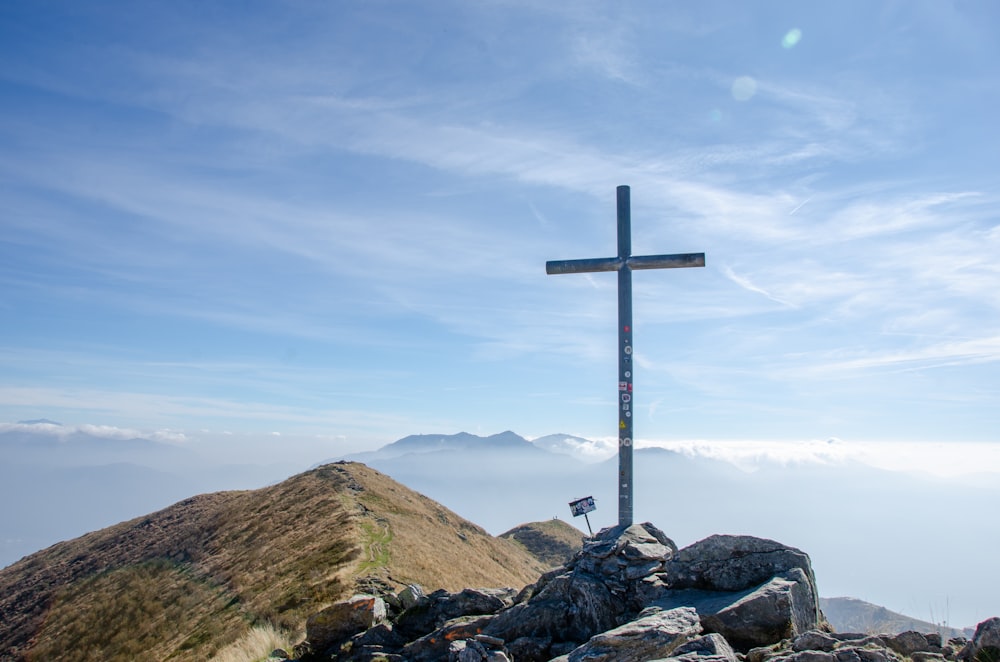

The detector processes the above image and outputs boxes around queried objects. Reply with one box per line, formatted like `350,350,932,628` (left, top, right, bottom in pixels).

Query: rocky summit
283,522,1000,662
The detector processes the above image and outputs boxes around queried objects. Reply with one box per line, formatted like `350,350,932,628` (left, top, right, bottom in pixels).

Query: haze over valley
3,421,996,631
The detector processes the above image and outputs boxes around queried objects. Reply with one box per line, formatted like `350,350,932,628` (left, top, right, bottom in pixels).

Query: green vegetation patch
358,519,393,573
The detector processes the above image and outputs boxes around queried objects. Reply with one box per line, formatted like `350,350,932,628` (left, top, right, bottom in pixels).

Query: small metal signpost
547,186,705,528
569,496,596,535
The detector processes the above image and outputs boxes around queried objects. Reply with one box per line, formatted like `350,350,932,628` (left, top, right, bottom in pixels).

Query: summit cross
546,185,705,528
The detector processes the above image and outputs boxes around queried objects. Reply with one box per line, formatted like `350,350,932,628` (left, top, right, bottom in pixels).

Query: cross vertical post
546,185,705,528
617,187,635,527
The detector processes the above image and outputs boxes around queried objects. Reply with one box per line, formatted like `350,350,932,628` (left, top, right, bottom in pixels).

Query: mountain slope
499,518,585,568
0,462,547,662
820,597,972,639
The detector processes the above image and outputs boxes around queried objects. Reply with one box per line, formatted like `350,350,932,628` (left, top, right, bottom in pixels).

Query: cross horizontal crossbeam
546,253,705,275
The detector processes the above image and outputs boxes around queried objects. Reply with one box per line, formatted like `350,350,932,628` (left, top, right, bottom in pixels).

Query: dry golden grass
499,518,586,568
344,463,548,591
0,462,547,662
207,623,297,662
30,560,247,661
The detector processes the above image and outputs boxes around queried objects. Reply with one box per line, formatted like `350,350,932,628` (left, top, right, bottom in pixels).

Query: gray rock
666,535,816,594
576,523,677,579
347,622,405,651
793,630,839,652
403,614,495,662
565,606,702,662
304,594,387,655
444,588,517,618
748,640,904,662
665,632,741,662
395,587,516,640
960,617,1000,661
911,653,947,662
475,633,506,647
776,652,838,662
484,571,618,646
448,636,513,662
699,569,820,651
398,584,426,610
840,647,900,662
885,631,935,657
505,636,551,662
746,643,787,662
653,568,819,651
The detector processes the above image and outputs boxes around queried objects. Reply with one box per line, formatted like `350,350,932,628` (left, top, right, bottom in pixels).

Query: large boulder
652,568,819,651
395,587,517,640
561,606,702,662
304,594,387,656
574,523,678,595
960,618,1000,662
643,535,823,649
402,614,495,662
665,535,816,594
698,569,819,650
483,570,618,648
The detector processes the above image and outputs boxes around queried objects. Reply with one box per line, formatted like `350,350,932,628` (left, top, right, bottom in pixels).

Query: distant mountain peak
377,431,533,456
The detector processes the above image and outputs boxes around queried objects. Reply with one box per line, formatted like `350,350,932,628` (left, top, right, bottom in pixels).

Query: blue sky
3,1,1000,458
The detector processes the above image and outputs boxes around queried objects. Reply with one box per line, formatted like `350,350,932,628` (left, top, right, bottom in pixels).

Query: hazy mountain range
2,423,995,629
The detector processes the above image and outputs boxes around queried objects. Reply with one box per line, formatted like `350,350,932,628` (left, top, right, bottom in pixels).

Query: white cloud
721,266,794,308
0,420,188,444
637,437,1000,478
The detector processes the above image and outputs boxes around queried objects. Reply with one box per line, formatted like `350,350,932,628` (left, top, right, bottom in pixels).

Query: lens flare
782,28,802,49
730,76,757,101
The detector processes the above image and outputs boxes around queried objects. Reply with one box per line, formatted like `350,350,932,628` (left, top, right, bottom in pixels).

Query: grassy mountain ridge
499,518,585,568
0,462,547,662
820,597,974,639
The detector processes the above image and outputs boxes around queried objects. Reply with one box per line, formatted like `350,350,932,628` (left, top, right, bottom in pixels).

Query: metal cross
546,185,705,528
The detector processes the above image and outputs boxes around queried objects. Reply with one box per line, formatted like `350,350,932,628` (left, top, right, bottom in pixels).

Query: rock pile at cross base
280,523,999,662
